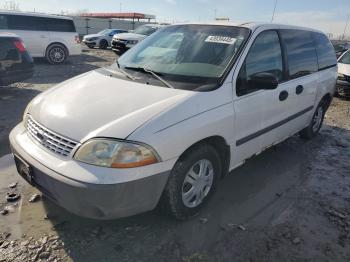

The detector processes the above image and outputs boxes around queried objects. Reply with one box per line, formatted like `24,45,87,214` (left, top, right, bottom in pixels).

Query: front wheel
46,44,67,64
159,144,221,220
99,39,108,49
299,102,325,139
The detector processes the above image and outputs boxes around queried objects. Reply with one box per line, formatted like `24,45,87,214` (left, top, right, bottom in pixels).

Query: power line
342,14,349,40
271,0,278,23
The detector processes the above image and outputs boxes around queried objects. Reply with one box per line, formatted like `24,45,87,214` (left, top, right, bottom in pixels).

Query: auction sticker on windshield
205,36,237,45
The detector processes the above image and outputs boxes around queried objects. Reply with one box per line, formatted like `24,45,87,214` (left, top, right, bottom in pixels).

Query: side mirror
249,72,279,90
109,33,115,37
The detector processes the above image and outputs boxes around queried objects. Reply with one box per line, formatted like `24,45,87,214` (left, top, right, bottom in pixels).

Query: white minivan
10,23,337,220
0,11,81,64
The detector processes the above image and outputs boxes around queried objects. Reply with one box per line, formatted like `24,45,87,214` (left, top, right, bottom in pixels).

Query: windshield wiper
124,66,174,89
115,61,138,81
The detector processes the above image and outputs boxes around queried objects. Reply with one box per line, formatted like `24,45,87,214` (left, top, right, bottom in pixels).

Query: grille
26,116,78,157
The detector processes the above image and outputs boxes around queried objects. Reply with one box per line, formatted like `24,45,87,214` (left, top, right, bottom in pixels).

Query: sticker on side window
205,36,237,45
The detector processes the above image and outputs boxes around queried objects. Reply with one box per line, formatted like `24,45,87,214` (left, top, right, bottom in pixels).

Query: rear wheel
159,144,221,220
299,102,325,139
99,39,108,49
46,44,67,64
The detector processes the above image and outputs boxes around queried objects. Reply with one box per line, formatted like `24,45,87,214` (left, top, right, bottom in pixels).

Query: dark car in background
0,33,34,86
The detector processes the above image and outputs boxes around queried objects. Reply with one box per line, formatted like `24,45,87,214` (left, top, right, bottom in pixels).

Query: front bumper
82,40,97,47
111,40,130,54
9,123,171,219
336,79,350,97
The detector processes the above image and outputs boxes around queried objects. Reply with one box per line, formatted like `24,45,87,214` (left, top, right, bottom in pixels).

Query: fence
72,16,149,37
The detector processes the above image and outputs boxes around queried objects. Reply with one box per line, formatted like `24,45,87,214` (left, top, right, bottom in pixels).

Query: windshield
334,44,346,53
339,51,350,64
98,29,111,35
117,24,250,91
133,25,159,36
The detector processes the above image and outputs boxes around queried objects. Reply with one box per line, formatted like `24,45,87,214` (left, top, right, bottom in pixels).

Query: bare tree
70,9,90,16
2,1,20,11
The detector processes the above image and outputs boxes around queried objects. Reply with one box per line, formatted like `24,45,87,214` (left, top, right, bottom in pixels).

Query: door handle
296,85,304,95
40,35,47,38
279,90,289,101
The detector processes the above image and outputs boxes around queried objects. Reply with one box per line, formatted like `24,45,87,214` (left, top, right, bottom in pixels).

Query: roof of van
170,22,324,34
0,10,73,20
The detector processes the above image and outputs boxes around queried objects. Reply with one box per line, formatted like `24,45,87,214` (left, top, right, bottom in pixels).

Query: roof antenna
271,0,278,23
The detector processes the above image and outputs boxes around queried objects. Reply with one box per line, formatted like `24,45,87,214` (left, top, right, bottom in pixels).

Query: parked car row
0,11,81,64
82,29,128,49
0,11,163,86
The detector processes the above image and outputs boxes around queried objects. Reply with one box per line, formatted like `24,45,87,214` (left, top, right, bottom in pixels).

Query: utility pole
120,3,122,13
342,14,349,40
271,0,278,23
214,9,217,20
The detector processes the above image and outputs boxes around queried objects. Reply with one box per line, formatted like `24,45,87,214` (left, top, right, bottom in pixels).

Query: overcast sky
4,0,350,36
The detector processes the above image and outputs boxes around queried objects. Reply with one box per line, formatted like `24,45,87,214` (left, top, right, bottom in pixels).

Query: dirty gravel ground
0,46,350,262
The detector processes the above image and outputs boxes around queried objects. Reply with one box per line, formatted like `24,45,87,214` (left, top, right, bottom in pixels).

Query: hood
338,63,350,76
113,32,146,41
28,69,192,142
83,34,102,39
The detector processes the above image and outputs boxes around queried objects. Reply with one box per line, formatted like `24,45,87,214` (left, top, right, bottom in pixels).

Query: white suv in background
111,24,162,54
82,29,127,49
0,11,81,64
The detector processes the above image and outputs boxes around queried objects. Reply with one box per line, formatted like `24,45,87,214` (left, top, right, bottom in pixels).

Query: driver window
236,30,283,96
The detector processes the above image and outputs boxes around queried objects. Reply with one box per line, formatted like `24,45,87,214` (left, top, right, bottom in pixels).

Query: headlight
89,37,98,41
74,139,160,168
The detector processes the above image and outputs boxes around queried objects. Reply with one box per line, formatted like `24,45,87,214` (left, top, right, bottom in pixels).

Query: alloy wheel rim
312,106,323,132
50,47,65,63
182,159,214,208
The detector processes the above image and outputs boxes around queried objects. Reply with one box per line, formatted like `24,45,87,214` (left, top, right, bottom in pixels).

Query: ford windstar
10,23,337,220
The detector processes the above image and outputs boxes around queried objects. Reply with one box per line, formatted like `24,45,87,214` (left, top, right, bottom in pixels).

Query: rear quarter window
312,32,337,70
3,14,75,32
280,29,318,79
45,18,76,32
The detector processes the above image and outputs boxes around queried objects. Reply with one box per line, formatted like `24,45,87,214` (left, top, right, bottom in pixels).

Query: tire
299,101,326,140
159,144,222,220
46,44,67,64
99,39,108,49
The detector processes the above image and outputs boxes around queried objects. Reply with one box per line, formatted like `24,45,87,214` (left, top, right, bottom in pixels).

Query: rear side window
0,40,13,60
7,15,46,31
0,15,8,29
313,32,337,70
2,14,75,32
236,30,283,96
0,39,20,62
280,30,318,79
44,18,76,32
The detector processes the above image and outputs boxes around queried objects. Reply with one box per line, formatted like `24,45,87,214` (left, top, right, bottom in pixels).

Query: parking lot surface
0,46,350,262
